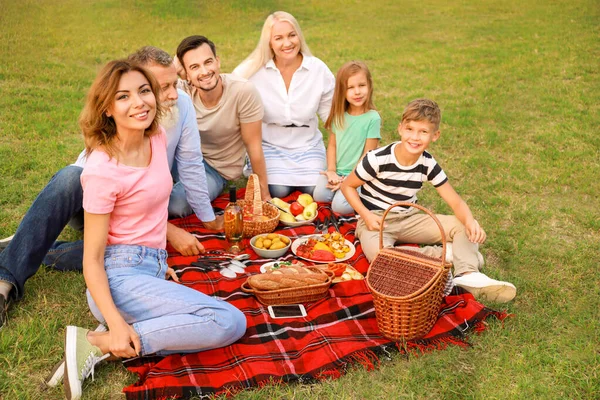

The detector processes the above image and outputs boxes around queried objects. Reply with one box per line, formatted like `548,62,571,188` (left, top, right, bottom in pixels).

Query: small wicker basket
237,174,279,238
366,202,452,341
241,267,334,305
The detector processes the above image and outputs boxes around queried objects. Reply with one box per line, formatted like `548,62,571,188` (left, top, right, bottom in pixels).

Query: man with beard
176,36,270,201
0,46,218,330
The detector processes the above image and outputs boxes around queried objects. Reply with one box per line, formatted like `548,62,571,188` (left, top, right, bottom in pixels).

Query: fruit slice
272,198,291,213
311,250,336,262
279,211,296,223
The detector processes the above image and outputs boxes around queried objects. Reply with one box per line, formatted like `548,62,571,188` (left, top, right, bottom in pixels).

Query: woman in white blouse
234,11,335,198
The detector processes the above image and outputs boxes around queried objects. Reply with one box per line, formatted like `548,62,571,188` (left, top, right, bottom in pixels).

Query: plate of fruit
291,232,355,263
272,194,318,227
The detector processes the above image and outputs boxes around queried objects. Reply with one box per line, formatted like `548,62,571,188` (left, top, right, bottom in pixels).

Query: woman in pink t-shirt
62,60,246,400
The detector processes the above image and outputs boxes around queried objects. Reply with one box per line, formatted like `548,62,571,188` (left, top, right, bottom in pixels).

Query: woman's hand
166,267,180,282
108,320,140,359
465,219,486,244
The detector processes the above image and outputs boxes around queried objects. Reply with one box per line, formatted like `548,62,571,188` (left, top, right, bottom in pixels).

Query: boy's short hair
401,99,441,130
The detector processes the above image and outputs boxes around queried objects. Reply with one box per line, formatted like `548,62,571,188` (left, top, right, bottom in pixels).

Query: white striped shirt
355,142,448,213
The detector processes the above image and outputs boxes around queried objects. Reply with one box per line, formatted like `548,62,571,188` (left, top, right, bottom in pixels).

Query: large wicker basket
241,267,334,305
366,202,452,341
237,174,279,238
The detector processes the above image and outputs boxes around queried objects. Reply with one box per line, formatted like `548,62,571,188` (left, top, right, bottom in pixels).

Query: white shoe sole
455,281,516,303
64,326,82,400
47,324,106,388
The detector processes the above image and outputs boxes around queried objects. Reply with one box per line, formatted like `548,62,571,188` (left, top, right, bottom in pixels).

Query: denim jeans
170,161,226,215
86,245,246,356
312,174,354,215
0,166,85,299
269,184,315,199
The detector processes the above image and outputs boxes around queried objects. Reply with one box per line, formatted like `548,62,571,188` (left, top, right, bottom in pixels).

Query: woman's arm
436,182,486,244
83,211,141,358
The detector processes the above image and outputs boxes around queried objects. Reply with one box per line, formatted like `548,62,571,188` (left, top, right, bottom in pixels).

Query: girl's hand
326,181,342,192
108,320,140,359
166,267,180,282
321,170,343,185
466,220,486,244
363,212,384,231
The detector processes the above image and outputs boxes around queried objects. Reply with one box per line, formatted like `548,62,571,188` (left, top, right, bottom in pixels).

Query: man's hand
465,219,487,244
363,211,384,231
167,223,205,256
202,215,224,231
173,56,187,81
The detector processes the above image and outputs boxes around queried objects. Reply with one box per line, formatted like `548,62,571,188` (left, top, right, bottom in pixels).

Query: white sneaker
64,326,110,399
46,324,107,388
453,272,516,303
0,234,14,252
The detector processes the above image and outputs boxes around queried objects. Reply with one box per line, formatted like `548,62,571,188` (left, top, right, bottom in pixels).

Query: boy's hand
466,220,486,244
363,212,384,231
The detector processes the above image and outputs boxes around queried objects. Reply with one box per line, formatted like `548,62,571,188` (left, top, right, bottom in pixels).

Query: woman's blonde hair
324,60,376,132
79,59,163,159
235,11,312,79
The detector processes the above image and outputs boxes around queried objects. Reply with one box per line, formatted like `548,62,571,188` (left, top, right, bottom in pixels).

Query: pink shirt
81,129,172,249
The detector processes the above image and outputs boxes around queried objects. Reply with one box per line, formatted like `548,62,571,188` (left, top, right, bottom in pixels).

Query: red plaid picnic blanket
122,191,508,399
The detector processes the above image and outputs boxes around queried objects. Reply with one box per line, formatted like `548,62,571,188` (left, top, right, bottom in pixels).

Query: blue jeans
169,161,226,218
86,245,246,356
269,184,315,199
312,174,354,215
0,166,85,299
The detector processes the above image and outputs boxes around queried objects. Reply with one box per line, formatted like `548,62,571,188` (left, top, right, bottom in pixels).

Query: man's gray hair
128,46,173,67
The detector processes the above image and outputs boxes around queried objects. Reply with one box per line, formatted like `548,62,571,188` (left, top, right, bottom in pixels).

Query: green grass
1,0,599,398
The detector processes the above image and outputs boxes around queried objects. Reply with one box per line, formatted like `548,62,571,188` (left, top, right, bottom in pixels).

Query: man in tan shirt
176,35,270,201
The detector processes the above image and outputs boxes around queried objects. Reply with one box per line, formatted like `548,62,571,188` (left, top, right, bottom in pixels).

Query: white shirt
238,55,335,150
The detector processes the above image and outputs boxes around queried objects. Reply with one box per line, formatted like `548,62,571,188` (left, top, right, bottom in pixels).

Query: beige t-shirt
178,74,263,180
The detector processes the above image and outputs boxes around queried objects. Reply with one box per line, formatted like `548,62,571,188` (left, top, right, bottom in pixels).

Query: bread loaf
248,271,328,290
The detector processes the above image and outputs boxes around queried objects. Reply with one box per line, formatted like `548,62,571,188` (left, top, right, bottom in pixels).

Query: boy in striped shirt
341,99,516,303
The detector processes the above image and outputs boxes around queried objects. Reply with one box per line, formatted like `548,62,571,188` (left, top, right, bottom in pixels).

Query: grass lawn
1,0,599,398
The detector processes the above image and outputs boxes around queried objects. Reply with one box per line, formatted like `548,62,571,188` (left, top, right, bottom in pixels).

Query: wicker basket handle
378,202,447,266
245,174,263,217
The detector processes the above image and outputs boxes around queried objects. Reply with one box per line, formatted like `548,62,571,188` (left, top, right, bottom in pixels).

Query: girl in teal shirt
313,61,381,214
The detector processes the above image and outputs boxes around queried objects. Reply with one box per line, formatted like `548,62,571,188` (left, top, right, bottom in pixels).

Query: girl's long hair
235,11,312,79
79,59,163,159
324,60,375,132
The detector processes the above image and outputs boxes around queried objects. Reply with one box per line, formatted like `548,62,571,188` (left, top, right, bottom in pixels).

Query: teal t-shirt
334,110,381,175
